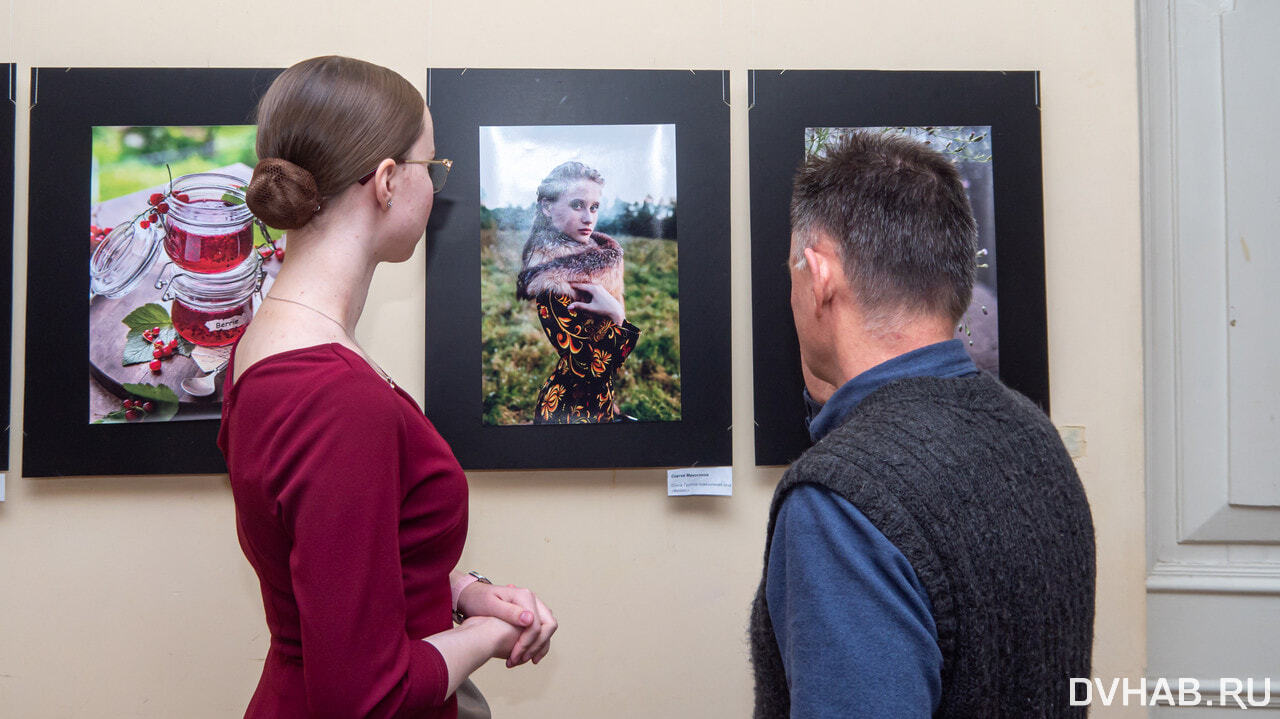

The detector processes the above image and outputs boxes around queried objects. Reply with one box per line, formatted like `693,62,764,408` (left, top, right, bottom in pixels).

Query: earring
386,198,394,210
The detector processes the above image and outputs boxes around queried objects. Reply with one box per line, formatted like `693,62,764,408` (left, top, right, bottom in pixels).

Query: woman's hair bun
246,158,321,230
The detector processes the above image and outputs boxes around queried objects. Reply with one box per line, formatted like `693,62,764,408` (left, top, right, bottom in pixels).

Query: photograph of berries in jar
88,125,285,423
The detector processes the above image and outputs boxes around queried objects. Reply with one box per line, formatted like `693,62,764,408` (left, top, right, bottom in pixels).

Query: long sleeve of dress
273,374,450,717
222,345,466,719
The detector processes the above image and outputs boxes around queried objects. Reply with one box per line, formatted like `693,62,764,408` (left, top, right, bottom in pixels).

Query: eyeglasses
357,158,453,193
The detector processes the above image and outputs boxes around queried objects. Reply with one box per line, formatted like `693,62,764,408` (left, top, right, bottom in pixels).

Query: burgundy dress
219,343,467,718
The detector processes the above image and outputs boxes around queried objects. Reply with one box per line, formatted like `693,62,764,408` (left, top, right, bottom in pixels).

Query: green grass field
481,227,681,425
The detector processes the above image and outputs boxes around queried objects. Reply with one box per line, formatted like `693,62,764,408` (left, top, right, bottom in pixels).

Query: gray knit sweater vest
750,374,1095,718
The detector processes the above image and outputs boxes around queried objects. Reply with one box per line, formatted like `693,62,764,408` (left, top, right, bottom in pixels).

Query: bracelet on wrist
452,571,492,624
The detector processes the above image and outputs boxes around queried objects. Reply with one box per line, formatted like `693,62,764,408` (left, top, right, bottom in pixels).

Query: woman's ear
540,199,552,218
372,158,397,209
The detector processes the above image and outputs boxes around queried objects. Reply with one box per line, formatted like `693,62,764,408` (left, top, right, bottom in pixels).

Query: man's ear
540,199,552,218
803,245,837,309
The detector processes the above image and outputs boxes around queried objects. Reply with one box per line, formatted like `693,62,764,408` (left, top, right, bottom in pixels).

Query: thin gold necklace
265,295,396,388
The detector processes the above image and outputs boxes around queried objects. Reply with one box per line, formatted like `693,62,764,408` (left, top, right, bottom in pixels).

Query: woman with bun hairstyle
221,56,556,718
516,161,640,423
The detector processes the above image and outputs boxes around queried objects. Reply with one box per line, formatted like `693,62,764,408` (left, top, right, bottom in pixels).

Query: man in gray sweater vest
750,132,1095,718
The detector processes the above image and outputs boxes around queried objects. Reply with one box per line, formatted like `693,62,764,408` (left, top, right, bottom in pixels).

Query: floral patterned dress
533,291,640,423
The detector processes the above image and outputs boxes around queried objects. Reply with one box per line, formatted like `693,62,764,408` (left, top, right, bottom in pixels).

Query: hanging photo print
749,71,1048,465
88,125,280,425
0,64,14,470
25,67,280,476
479,123,680,426
425,69,730,470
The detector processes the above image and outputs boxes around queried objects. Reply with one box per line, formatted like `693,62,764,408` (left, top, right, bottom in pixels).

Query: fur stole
516,228,625,304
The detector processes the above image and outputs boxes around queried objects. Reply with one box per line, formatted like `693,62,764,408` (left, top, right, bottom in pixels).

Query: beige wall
0,1,1145,716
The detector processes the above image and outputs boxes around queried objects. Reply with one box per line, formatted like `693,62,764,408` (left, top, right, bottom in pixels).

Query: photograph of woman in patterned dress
478,124,680,425
516,161,640,423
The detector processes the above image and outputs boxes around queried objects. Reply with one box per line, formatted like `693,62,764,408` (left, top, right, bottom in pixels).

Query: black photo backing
749,70,1049,465
1,64,14,470
25,67,280,476
425,69,732,470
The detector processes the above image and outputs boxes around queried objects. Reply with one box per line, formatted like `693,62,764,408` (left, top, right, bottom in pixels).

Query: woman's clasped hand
455,580,558,667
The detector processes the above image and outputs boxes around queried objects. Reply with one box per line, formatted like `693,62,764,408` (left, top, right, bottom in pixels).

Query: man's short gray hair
790,131,977,329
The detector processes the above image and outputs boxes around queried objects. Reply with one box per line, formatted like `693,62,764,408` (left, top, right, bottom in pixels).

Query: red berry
125,409,141,421
162,348,174,358
103,227,113,234
123,399,134,409
152,326,160,333
139,220,150,229
152,349,162,359
143,401,155,412
274,248,285,261
149,360,162,372
148,213,158,223
176,193,190,203
166,338,178,348
258,247,273,259
149,193,163,206
154,340,164,349
157,202,170,214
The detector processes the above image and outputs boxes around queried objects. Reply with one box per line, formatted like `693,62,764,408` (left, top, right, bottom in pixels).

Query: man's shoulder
782,372,1075,504
833,373,1057,445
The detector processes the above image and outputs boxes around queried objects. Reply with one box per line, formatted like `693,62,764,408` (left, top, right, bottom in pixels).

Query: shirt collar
807,339,979,443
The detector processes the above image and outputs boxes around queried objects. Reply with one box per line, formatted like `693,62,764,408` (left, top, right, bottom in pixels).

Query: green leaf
122,329,158,366
121,303,171,332
121,382,180,422
122,382,180,403
120,304,196,365
221,185,248,205
253,220,276,249
121,327,193,366
146,402,179,422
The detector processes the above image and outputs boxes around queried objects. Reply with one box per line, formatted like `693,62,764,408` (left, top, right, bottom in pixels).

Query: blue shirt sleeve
767,484,942,718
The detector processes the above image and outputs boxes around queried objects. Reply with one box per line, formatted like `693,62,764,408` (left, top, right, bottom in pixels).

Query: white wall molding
1144,0,1280,555
1147,561,1280,595
1190,0,1236,15
1144,0,1280,701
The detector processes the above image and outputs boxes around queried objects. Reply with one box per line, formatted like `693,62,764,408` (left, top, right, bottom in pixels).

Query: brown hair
246,56,424,229
791,131,977,326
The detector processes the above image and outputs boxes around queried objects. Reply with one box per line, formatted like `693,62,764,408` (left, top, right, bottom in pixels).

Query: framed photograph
749,70,1048,466
25,67,281,477
1,64,14,470
425,69,731,470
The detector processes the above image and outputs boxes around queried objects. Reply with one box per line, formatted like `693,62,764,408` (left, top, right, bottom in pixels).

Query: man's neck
826,318,955,389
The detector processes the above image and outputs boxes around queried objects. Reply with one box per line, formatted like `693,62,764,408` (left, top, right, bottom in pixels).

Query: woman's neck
266,220,378,335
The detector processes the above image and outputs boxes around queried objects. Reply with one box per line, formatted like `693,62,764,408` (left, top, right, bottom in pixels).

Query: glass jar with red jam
158,255,265,347
163,173,255,273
